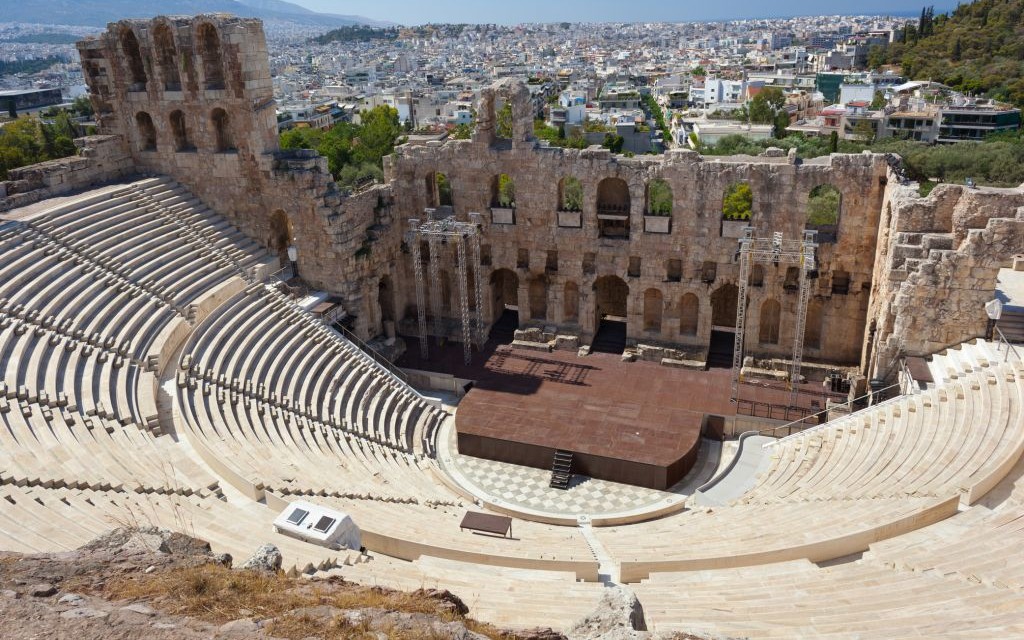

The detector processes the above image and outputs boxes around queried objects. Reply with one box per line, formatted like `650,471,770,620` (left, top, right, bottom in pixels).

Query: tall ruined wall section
387,131,888,365
865,181,1024,379
75,16,395,339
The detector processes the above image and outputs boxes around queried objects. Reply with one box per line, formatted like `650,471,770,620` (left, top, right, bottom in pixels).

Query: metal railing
898,358,919,395
757,382,904,442
994,326,1021,363
736,399,822,424
333,323,410,385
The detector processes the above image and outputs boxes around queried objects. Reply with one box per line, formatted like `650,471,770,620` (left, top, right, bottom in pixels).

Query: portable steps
550,449,574,490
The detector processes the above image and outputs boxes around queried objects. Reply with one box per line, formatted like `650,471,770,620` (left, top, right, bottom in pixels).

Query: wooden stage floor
397,336,843,489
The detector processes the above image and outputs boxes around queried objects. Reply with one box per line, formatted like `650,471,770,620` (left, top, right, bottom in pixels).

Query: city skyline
292,0,959,26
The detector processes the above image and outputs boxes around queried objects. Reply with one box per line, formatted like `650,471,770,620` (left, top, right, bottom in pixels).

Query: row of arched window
134,108,235,153
426,171,841,240
506,278,824,349
119,22,226,93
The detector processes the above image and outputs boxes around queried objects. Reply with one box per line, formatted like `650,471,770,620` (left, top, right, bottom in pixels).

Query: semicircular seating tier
5,175,1024,635
595,340,1024,581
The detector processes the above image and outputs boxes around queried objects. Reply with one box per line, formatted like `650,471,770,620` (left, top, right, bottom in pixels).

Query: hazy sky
291,0,957,26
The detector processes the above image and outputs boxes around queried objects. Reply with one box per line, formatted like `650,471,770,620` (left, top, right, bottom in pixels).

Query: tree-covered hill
870,0,1024,107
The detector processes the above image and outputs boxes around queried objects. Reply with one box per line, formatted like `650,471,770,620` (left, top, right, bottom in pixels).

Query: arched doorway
489,268,519,341
592,275,629,353
709,283,739,368
269,210,294,269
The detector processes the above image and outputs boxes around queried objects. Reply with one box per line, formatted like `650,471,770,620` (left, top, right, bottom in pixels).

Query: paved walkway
437,417,724,521
693,434,775,506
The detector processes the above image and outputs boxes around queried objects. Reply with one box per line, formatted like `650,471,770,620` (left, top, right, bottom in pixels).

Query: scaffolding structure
406,211,484,364
732,227,818,403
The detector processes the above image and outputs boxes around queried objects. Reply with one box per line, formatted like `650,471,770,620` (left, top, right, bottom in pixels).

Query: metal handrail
994,326,1021,363
898,358,918,395
757,382,904,442
334,323,410,385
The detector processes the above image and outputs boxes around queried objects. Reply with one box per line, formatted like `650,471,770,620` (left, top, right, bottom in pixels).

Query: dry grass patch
104,563,521,639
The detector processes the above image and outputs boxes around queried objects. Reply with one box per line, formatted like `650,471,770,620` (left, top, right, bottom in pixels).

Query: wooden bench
460,511,513,538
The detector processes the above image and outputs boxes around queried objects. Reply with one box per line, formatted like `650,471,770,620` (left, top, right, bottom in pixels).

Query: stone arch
152,23,181,92
196,22,226,90
759,298,781,345
528,275,548,321
597,177,630,239
680,293,699,336
558,176,583,212
722,181,753,221
594,275,629,320
269,209,294,266
645,178,673,216
807,183,841,243
475,79,533,147
710,283,738,328
491,173,515,208
564,281,579,323
378,275,396,324
134,111,157,151
211,108,234,152
750,264,765,287
490,268,519,323
643,288,664,332
118,26,147,91
806,298,824,349
169,110,192,152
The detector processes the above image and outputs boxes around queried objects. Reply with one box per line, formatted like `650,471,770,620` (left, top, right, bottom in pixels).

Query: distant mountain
1,0,389,29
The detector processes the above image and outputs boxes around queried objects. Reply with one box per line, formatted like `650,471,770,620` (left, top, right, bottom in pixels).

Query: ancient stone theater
1,14,1024,637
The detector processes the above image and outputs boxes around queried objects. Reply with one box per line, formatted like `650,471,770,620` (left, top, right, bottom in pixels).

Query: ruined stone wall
864,181,1024,379
387,138,888,365
0,135,134,212
74,16,396,339
58,14,1022,373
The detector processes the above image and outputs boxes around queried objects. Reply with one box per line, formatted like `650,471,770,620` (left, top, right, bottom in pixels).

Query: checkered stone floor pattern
455,455,668,515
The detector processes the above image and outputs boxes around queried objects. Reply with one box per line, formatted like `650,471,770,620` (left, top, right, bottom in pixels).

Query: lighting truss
406,211,484,364
732,227,818,404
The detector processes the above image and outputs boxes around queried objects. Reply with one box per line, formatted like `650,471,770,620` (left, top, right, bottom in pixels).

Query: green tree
0,116,77,180
436,172,452,206
748,87,785,124
451,123,472,139
807,184,841,226
353,105,401,167
829,131,839,153
71,96,93,117
853,119,877,143
560,176,583,211
692,65,706,77
646,179,673,215
496,173,515,207
602,133,624,153
870,91,888,110
496,102,513,138
722,182,753,220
